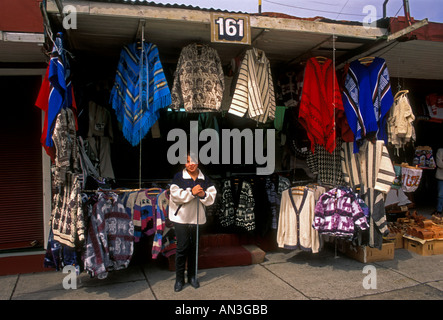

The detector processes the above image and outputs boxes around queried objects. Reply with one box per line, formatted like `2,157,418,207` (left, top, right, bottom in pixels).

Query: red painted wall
0,0,44,33
390,16,443,42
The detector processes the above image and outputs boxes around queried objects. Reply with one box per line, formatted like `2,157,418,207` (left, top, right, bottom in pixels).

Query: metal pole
195,197,200,282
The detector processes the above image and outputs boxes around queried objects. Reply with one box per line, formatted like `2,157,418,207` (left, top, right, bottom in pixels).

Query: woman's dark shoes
188,276,200,289
174,280,184,292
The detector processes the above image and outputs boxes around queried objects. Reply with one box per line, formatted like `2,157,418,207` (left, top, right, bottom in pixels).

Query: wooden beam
46,0,386,40
387,18,428,41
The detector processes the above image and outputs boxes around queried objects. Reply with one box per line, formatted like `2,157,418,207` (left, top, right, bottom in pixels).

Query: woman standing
168,154,217,292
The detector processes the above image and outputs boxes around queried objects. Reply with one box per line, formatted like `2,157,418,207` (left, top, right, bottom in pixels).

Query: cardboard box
384,233,404,249
403,236,443,256
343,241,395,263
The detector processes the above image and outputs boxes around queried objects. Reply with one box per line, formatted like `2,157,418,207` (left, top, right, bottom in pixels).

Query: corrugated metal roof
86,0,247,14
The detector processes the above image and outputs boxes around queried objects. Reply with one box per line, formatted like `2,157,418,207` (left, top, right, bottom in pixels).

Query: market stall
33,0,443,278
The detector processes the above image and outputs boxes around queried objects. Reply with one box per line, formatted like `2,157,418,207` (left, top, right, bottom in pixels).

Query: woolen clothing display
228,48,276,123
52,108,80,187
306,138,346,187
35,66,56,161
277,188,320,253
84,192,134,279
87,101,115,179
387,93,416,154
51,173,85,248
341,140,396,248
45,33,77,149
218,179,256,231
342,57,394,152
152,190,177,259
298,57,346,153
171,43,224,112
313,187,369,239
265,175,291,229
110,41,171,146
132,191,158,242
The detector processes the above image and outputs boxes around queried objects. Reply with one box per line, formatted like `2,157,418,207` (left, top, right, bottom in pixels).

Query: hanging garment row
277,184,371,254
277,184,326,253
38,35,401,162
216,174,291,235
35,32,77,163
46,187,176,279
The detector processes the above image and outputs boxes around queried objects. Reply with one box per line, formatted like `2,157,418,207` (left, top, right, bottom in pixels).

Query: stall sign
210,13,251,45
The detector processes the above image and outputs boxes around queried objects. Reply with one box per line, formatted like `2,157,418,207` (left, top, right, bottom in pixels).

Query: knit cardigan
277,188,320,252
218,179,255,231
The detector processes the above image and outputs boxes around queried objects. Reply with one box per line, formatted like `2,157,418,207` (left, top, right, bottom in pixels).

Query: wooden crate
343,240,395,263
403,236,443,256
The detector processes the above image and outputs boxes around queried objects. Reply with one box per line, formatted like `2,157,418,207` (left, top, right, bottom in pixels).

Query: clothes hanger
291,186,306,195
358,56,375,65
146,187,163,195
315,56,328,64
394,90,409,100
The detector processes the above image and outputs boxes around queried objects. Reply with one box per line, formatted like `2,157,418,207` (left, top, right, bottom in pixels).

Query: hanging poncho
36,32,77,152
298,57,345,154
110,42,171,146
342,57,394,153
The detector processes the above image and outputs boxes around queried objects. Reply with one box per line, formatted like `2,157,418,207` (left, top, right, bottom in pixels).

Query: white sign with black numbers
210,13,251,45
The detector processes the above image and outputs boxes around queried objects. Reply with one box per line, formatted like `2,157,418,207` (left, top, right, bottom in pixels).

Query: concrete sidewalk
1,245,443,301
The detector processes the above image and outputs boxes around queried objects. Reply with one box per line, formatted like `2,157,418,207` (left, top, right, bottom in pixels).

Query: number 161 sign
210,13,251,45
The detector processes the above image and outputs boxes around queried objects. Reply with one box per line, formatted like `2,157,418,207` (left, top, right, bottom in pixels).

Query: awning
43,0,443,80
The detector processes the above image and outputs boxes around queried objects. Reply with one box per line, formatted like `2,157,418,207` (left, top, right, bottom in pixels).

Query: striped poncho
342,58,394,153
110,42,171,146
341,140,396,249
228,48,276,124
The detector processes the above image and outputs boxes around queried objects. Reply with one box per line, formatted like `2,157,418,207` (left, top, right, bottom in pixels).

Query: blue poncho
342,57,394,153
46,32,74,147
110,42,171,146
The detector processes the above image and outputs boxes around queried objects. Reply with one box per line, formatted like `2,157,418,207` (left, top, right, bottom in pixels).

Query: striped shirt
228,48,276,123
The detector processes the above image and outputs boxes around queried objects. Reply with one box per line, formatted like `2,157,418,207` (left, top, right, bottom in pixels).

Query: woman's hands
192,184,205,198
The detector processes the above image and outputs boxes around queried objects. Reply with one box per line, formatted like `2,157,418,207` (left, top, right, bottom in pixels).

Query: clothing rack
81,187,166,194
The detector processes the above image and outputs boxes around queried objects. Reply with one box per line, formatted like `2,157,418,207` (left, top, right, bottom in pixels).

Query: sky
151,0,443,23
